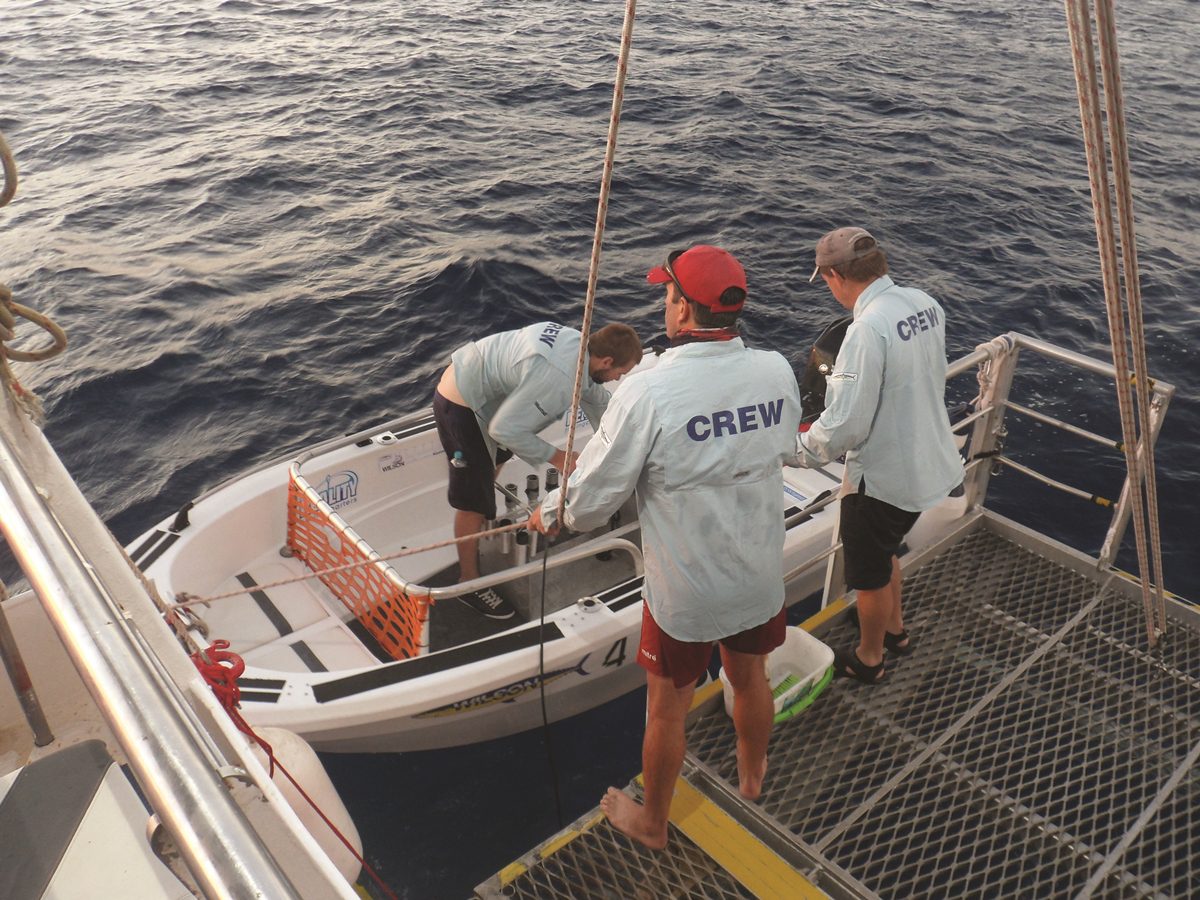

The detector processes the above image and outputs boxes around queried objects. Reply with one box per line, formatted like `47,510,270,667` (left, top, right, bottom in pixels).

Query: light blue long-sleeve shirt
539,339,803,642
451,322,610,466
793,275,963,511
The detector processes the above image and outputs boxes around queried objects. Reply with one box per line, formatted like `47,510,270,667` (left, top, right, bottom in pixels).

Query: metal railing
949,332,1174,568
0,404,323,898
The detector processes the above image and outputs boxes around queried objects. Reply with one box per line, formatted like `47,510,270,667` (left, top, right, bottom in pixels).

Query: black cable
536,534,564,828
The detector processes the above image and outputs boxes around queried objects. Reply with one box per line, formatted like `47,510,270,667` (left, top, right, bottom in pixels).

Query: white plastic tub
719,625,835,724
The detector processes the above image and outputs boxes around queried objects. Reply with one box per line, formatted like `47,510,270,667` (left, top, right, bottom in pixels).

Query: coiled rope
1063,0,1166,645
191,641,398,900
0,131,69,426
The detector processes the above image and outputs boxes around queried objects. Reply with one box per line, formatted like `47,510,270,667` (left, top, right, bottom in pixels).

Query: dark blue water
4,1,1199,896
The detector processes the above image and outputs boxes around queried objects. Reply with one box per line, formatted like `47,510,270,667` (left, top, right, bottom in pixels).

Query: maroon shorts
637,602,787,688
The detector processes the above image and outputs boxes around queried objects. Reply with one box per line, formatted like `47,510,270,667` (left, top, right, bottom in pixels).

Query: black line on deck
236,572,293,636
291,640,328,673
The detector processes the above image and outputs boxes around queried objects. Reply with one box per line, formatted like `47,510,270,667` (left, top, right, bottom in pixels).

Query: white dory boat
129,367,853,752
121,336,868,753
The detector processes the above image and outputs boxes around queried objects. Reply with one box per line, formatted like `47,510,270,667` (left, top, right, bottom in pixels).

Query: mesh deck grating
482,523,1199,898
689,526,1200,898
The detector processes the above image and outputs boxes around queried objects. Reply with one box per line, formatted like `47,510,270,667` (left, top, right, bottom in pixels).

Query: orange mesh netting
286,468,427,661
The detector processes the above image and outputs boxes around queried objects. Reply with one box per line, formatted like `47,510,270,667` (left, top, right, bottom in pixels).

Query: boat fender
245,726,363,884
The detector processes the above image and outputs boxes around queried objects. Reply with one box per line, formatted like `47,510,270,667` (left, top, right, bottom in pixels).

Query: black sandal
884,630,913,656
835,646,886,685
846,607,914,656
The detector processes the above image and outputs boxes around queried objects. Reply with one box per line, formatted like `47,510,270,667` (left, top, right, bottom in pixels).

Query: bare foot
600,787,668,850
738,754,768,801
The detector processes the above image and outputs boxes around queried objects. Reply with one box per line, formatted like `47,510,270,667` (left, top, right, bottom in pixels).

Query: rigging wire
557,0,638,524
1089,0,1167,635
537,0,638,830
1063,0,1166,645
535,538,565,828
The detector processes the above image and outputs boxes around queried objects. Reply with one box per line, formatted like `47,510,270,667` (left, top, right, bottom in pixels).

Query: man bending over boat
434,321,642,620
793,227,963,683
529,245,801,849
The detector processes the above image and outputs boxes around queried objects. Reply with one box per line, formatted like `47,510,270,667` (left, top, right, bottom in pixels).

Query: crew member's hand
549,448,579,477
527,505,559,537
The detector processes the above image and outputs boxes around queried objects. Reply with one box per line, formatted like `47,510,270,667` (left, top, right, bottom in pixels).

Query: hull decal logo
379,452,405,473
318,470,359,510
413,655,591,719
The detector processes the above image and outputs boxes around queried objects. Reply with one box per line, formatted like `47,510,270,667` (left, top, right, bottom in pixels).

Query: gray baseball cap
809,227,879,282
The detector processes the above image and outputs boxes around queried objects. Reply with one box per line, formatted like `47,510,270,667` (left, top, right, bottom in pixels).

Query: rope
971,336,1012,407
0,131,69,426
0,131,16,208
173,518,530,607
1063,0,1166,645
557,0,638,524
1090,0,1167,637
191,641,399,900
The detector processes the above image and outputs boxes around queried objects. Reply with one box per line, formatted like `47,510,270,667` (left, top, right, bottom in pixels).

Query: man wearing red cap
529,245,803,849
795,227,963,684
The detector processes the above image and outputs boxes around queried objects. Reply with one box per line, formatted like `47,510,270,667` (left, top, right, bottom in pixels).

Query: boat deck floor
477,513,1200,899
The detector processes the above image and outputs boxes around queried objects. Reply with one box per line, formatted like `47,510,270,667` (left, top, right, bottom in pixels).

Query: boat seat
0,740,188,899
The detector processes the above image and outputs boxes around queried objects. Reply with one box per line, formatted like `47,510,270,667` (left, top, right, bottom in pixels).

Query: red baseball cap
647,245,747,313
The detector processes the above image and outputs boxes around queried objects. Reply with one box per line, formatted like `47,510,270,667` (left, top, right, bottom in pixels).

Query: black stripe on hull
313,621,566,704
131,530,180,571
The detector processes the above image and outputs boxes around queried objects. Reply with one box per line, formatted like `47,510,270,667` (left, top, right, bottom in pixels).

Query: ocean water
3,0,1199,896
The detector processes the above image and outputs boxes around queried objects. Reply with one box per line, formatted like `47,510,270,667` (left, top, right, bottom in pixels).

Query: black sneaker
459,587,517,620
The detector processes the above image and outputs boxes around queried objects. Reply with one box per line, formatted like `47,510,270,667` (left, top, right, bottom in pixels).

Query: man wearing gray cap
792,227,963,684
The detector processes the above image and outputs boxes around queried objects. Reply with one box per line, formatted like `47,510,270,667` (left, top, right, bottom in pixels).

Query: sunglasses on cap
662,249,698,305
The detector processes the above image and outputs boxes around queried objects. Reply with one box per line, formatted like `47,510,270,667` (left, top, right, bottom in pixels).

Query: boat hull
131,407,843,752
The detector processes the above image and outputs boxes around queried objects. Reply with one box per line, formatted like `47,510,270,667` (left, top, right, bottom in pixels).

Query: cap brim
646,266,671,285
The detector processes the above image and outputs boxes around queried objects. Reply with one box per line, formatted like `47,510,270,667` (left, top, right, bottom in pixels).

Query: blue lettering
538,323,564,348
712,410,736,437
737,405,758,432
758,398,784,427
896,306,940,340
687,415,710,441
687,399,786,441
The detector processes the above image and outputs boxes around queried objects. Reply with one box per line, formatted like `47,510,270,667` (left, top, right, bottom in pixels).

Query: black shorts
840,485,920,591
433,392,512,519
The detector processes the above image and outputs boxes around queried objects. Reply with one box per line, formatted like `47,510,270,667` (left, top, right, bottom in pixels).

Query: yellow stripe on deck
666,778,826,899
